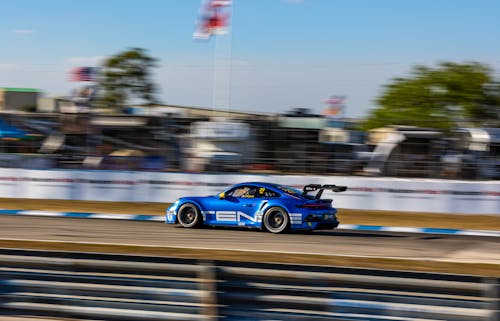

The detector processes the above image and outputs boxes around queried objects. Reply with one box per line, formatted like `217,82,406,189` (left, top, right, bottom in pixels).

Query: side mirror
218,192,225,199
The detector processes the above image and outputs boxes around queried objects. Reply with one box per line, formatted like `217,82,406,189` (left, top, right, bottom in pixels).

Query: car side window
227,186,257,198
241,186,258,198
258,187,280,198
226,186,280,198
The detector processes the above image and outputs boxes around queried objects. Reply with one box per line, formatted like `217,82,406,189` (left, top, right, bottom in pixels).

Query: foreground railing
0,249,498,321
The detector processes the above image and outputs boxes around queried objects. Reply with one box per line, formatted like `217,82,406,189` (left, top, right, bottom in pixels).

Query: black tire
177,203,202,228
262,207,289,234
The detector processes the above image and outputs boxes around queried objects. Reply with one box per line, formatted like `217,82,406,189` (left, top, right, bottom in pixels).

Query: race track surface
1,215,498,265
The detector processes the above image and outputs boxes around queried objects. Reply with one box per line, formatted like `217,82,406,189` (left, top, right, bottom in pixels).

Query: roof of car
234,182,280,188
231,182,306,199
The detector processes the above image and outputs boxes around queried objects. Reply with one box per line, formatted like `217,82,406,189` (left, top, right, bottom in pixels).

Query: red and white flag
193,0,232,40
322,95,346,118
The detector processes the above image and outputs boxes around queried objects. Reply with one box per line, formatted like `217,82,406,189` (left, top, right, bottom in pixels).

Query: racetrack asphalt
1,198,499,230
1,209,499,237
1,198,499,276
0,215,499,268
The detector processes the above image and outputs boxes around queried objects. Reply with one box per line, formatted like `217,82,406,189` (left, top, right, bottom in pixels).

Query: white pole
211,2,233,115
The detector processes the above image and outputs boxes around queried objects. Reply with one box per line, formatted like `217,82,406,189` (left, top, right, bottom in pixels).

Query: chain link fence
0,112,498,180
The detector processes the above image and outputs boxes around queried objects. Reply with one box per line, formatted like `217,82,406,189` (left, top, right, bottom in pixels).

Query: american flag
69,67,98,82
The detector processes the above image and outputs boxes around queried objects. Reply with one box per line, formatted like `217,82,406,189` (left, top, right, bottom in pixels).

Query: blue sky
1,0,499,117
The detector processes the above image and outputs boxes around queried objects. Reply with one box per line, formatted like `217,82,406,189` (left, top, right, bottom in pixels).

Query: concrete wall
0,168,498,215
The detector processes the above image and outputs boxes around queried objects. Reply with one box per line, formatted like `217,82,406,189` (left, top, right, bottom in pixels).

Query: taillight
298,204,330,209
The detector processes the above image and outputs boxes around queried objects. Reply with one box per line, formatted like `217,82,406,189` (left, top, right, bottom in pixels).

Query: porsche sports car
166,182,347,233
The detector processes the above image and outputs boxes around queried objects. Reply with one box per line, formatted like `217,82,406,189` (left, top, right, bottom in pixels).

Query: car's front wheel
177,203,202,228
262,207,289,233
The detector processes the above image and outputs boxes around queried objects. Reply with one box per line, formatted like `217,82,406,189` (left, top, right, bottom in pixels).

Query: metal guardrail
0,249,498,321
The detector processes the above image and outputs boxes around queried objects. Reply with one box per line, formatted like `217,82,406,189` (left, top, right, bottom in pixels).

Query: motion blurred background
0,0,498,180
0,2,499,320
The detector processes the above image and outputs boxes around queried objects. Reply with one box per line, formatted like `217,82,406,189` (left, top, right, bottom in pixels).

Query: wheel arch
175,199,205,223
260,200,293,217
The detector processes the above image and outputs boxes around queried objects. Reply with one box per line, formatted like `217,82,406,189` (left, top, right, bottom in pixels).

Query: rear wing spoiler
302,184,347,199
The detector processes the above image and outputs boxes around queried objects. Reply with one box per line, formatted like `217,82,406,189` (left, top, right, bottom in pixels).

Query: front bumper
165,202,179,224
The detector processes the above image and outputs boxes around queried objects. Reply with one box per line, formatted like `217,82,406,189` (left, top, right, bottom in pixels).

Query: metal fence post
198,260,218,321
483,277,499,321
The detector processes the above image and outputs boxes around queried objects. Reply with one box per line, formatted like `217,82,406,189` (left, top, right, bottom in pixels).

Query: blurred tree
97,48,158,109
362,62,500,130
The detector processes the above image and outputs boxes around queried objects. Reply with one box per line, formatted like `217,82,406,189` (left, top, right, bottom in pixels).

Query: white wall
0,168,498,215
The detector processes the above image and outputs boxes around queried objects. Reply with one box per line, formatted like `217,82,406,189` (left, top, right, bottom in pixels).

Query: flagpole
211,1,232,116
226,2,233,114
194,0,233,116
212,32,219,115
212,31,232,114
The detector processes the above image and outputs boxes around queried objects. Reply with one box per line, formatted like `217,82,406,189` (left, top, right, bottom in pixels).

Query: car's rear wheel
177,203,202,228
263,207,289,233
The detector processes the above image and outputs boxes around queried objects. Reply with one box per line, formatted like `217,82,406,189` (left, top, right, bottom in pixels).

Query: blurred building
363,126,444,177
0,87,40,111
443,128,500,179
188,120,252,172
125,104,270,120
0,98,495,180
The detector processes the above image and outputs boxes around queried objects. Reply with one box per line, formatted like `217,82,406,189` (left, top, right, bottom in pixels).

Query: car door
204,185,249,226
235,191,261,227
233,185,273,227
208,185,261,227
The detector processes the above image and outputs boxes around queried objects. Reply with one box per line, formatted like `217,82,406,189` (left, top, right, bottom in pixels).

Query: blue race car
166,182,347,233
